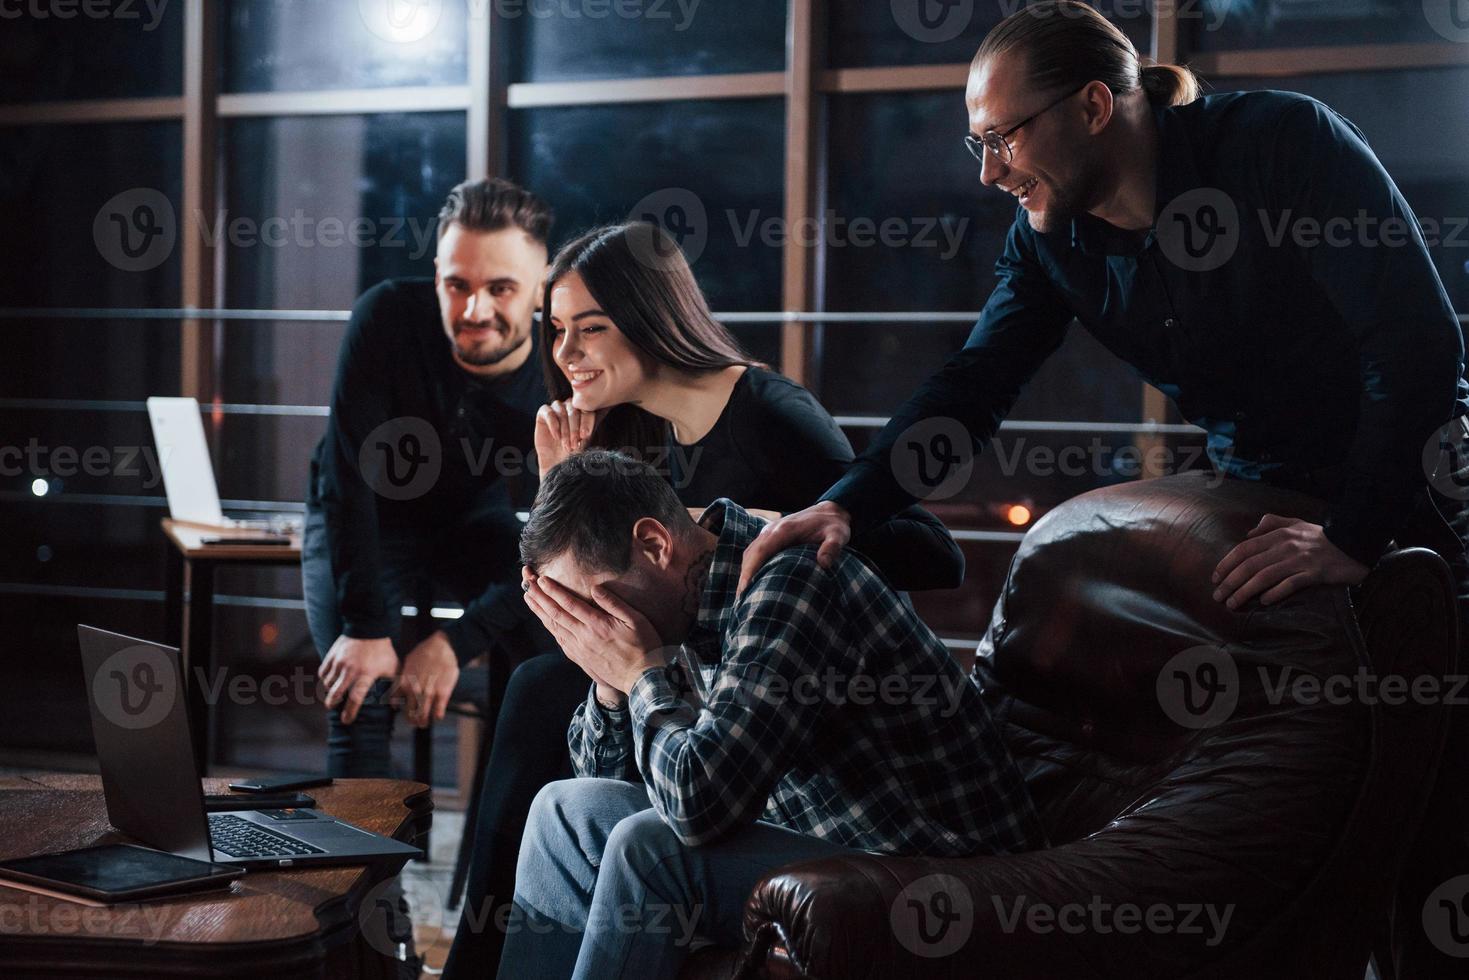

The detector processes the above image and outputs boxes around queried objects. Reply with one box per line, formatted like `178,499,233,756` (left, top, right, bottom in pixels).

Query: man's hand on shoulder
736,500,851,596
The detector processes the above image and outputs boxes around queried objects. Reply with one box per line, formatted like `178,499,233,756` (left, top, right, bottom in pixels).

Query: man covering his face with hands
502,450,1042,980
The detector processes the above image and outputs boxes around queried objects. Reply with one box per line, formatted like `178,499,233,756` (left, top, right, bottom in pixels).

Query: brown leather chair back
968,471,1450,976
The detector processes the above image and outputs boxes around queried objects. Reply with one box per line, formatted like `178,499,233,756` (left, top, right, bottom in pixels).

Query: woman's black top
664,366,963,591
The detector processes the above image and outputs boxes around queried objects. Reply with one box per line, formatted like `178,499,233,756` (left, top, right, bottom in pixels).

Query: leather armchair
679,472,1459,980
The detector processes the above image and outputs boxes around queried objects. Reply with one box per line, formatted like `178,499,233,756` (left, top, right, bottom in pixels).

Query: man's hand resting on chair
1212,514,1369,608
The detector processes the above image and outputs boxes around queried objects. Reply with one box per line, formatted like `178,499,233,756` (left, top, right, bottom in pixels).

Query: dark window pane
1209,68,1469,312
221,112,465,521
223,112,466,310
1188,0,1454,50
0,407,164,504
223,0,468,93
0,592,165,756
0,121,185,762
829,0,1151,68
214,410,326,509
822,90,1143,423
0,3,183,103
0,122,182,308
0,319,181,402
508,98,785,361
508,0,787,82
214,321,346,409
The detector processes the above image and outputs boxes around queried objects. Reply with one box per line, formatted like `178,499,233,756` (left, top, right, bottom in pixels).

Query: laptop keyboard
208,813,326,859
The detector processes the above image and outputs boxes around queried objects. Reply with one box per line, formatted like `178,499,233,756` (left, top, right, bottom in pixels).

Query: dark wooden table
161,519,303,775
0,773,432,979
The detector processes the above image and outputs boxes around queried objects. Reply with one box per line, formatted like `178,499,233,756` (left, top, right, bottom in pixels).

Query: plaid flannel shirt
567,499,1043,856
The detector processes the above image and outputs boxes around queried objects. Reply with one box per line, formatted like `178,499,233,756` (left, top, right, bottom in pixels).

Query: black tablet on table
0,843,244,904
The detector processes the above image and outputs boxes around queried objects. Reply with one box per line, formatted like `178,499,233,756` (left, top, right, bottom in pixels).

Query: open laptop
145,396,301,533
77,624,422,869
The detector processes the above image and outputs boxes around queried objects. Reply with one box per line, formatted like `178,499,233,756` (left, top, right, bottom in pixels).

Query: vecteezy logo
359,0,443,44
93,188,177,273
627,187,710,267
890,0,973,43
889,417,975,501
1156,644,1240,730
1155,188,1240,273
359,876,408,960
1422,874,1469,957
1423,416,1469,501
358,417,442,501
92,643,178,731
1424,0,1469,43
890,874,973,958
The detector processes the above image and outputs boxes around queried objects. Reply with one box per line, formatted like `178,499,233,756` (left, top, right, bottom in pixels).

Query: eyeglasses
964,84,1087,166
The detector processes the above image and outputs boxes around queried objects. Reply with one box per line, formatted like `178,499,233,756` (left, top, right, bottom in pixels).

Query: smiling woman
540,222,759,457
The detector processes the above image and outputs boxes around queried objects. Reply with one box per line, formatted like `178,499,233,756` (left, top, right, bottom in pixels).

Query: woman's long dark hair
539,222,763,458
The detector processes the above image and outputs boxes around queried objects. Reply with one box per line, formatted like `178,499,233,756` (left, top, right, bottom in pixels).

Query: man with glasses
743,3,1467,975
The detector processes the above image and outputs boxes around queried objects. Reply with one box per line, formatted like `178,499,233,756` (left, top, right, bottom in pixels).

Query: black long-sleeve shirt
307,278,546,665
667,366,964,590
823,90,1467,566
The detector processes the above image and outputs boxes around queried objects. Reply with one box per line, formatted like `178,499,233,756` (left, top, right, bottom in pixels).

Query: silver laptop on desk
77,624,422,869
145,396,302,533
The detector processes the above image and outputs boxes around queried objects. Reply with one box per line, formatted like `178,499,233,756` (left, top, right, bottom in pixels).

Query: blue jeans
497,779,851,980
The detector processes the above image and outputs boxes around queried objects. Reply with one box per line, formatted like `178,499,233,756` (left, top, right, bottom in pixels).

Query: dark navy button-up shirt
825,89,1467,565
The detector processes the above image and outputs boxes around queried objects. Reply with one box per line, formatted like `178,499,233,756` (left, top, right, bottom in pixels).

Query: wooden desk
161,519,303,775
0,773,431,979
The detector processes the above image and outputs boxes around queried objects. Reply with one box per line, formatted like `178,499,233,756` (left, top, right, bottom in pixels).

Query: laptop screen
76,625,213,861
146,396,225,526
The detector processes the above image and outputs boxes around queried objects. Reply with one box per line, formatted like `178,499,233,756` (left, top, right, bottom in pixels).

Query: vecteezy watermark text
0,894,174,943
1156,643,1469,732
992,894,1235,947
357,0,702,45
1156,186,1469,272
356,416,706,502
0,440,164,487
93,188,441,273
627,187,973,267
727,209,970,261
889,0,1228,45
0,0,170,31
